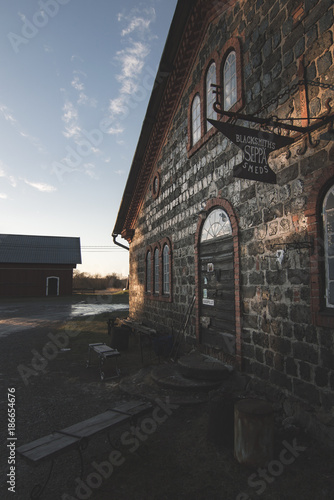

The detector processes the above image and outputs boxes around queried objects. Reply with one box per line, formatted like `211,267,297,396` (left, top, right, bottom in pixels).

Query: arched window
200,208,232,242
163,244,170,295
206,62,217,130
192,94,201,145
323,185,334,307
146,250,151,293
223,51,237,110
154,248,159,294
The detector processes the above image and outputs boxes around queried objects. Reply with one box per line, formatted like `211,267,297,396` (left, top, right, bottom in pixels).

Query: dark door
47,277,59,296
199,208,235,356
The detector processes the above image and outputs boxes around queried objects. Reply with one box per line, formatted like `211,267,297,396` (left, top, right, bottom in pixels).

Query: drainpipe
112,233,130,251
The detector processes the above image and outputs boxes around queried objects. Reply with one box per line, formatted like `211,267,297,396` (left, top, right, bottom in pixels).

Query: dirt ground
0,298,334,500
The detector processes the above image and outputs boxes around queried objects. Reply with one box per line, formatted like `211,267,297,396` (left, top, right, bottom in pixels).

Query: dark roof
0,234,82,265
113,0,195,236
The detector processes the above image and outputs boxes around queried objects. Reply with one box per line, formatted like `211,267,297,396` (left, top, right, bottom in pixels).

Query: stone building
113,0,334,438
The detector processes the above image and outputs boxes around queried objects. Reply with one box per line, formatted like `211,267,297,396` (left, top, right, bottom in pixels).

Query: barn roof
0,234,82,265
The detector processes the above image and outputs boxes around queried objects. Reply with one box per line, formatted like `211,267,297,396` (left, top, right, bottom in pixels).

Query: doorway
46,276,59,296
199,208,236,357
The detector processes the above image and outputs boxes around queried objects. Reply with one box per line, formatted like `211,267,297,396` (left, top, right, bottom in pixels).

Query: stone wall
128,0,334,414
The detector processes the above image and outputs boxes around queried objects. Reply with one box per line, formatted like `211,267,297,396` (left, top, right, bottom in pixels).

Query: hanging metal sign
208,119,295,184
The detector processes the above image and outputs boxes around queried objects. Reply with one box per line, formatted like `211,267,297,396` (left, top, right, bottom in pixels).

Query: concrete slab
151,364,222,391
178,352,233,381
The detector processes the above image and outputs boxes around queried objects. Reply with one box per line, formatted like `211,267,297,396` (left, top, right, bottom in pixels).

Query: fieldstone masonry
121,0,334,442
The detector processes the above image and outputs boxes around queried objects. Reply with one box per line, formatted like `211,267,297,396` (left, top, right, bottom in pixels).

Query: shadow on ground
0,299,333,499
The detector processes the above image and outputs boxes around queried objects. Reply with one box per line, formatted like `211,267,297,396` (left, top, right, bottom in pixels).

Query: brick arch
194,198,241,368
220,37,244,118
306,165,334,327
201,51,220,134
145,245,153,294
160,237,173,301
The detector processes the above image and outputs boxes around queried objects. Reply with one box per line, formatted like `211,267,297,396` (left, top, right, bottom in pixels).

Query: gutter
112,233,129,251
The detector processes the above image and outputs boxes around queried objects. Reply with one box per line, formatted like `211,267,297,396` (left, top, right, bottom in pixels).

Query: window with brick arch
154,248,159,295
146,250,151,293
323,184,334,308
192,93,201,145
206,62,217,130
223,51,237,110
163,244,170,295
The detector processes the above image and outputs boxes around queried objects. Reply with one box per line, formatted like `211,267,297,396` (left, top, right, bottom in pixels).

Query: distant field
73,287,129,295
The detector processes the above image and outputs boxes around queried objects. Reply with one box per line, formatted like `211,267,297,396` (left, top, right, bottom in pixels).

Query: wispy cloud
0,160,17,187
71,71,97,107
108,41,150,120
118,7,156,38
108,7,155,126
71,55,84,63
82,163,98,179
24,180,57,192
0,103,45,153
62,100,81,140
0,193,8,200
120,16,152,36
0,104,16,125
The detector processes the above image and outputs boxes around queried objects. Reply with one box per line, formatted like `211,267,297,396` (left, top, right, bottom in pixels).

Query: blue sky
0,0,177,277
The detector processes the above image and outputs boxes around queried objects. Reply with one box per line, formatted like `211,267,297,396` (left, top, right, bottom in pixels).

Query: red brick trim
187,89,202,153
194,198,241,368
145,238,173,303
305,166,334,328
145,246,153,294
151,171,161,200
220,37,244,120
187,38,244,157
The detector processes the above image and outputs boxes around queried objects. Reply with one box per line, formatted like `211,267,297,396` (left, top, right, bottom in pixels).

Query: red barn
0,234,81,297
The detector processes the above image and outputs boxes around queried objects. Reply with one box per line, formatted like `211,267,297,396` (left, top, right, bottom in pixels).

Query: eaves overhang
112,0,195,239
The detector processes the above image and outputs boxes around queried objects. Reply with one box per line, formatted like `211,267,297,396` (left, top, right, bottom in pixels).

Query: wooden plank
63,411,128,438
17,433,78,463
122,320,157,335
64,401,151,438
17,400,152,464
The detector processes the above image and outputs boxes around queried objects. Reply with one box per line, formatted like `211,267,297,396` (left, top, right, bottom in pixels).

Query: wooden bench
17,399,152,499
121,319,158,363
86,342,121,380
121,319,173,362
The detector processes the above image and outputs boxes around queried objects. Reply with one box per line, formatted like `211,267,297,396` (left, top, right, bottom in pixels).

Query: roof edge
112,0,195,237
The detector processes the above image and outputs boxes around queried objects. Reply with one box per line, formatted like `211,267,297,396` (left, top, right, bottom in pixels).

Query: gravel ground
0,298,334,500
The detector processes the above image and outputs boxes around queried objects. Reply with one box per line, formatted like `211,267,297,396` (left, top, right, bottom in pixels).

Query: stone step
177,352,233,381
150,364,222,392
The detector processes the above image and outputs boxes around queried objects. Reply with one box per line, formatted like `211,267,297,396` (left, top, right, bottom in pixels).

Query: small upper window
206,62,217,130
224,51,237,110
152,172,160,200
192,94,201,145
323,185,334,307
163,244,170,295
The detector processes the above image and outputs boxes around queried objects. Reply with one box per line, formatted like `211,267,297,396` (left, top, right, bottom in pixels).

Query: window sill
313,309,334,328
187,126,217,158
146,293,172,303
187,99,244,158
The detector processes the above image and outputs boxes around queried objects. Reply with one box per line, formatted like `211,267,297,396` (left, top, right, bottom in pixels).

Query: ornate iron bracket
211,74,334,147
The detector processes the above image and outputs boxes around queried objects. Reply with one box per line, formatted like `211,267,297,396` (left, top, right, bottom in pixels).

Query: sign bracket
211,75,334,140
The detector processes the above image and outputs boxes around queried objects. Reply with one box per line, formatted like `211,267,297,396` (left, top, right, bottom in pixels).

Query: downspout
112,233,130,251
